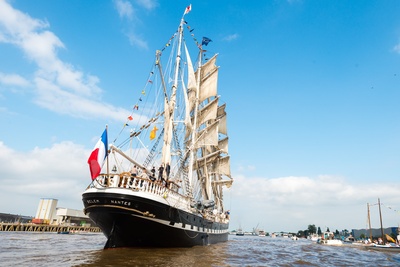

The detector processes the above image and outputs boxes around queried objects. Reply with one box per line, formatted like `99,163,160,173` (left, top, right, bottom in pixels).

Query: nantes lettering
110,200,131,206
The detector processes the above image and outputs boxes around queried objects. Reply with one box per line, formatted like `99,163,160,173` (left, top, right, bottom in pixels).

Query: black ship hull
82,191,229,248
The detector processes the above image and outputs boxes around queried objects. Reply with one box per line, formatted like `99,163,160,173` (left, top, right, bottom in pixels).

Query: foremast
160,10,200,198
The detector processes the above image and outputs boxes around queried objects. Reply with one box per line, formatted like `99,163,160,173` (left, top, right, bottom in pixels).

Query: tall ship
82,5,233,248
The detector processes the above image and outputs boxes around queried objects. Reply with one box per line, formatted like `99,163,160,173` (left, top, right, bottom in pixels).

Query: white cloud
223,33,239,42
0,141,90,216
0,72,30,87
0,0,131,122
136,0,158,10
113,0,156,50
0,0,49,44
126,32,148,50
33,75,130,120
0,141,153,216
114,0,135,20
228,174,400,233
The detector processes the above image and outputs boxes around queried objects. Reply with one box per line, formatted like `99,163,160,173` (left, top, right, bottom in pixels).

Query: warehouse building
32,198,93,226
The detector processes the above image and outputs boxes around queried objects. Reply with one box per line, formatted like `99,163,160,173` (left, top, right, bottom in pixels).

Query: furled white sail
195,120,219,148
195,150,221,169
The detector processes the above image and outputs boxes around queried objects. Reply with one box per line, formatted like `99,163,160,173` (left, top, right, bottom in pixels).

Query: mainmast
187,47,203,197
161,16,185,165
378,198,385,243
367,203,373,241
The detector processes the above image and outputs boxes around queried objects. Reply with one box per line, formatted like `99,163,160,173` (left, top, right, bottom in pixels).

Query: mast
378,198,385,243
187,46,203,198
367,203,372,241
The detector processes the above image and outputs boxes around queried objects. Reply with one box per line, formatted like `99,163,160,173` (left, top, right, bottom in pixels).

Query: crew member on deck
158,164,165,185
150,166,156,182
165,163,171,179
130,165,138,177
139,168,149,187
140,168,149,180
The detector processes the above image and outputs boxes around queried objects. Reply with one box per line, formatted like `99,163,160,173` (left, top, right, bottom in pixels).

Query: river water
1,232,400,266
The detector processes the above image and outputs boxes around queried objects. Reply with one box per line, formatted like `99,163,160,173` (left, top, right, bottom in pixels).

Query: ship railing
92,173,188,201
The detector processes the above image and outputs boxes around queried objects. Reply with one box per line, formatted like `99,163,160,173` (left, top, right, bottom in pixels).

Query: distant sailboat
365,198,400,252
236,230,244,236
236,225,244,236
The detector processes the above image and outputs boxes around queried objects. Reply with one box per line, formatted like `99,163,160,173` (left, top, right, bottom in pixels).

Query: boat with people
82,5,233,248
317,232,343,246
343,234,355,244
363,198,400,252
308,233,319,242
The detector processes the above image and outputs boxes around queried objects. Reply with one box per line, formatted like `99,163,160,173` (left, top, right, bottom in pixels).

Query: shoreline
0,222,101,233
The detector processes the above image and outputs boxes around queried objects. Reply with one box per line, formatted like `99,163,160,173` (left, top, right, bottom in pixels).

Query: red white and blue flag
87,128,108,180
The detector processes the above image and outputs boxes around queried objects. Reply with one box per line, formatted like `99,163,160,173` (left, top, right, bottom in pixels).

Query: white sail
218,137,229,154
217,156,231,178
197,55,219,103
194,97,219,128
184,43,196,126
200,55,218,81
195,120,219,148
199,69,218,103
216,104,227,135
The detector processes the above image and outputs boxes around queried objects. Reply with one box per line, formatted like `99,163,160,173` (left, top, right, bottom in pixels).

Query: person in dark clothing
150,166,156,182
158,164,164,182
165,163,171,179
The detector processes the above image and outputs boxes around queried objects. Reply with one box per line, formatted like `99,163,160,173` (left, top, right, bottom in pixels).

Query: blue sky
1,0,400,234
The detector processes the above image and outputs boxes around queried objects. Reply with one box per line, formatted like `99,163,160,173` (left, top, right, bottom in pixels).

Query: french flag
184,4,191,14
87,128,108,180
